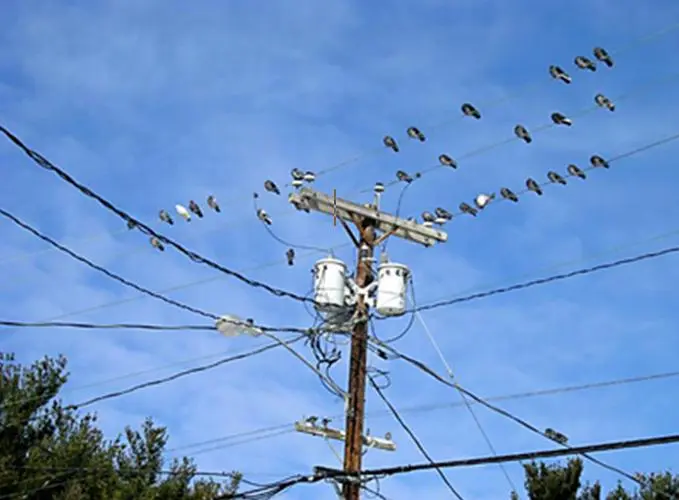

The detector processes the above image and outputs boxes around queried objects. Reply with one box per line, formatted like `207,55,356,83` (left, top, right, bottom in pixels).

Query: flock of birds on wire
138,46,615,252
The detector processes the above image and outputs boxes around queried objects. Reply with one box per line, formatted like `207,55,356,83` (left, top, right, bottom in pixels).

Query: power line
65,335,305,410
0,319,216,332
315,431,679,480
0,125,316,307
367,375,465,500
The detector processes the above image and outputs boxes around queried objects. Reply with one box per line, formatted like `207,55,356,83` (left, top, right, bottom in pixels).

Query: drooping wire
0,320,216,331
367,375,465,500
0,125,317,306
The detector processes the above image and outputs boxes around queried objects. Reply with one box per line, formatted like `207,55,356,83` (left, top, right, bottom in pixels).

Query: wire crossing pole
288,187,447,499
343,217,374,500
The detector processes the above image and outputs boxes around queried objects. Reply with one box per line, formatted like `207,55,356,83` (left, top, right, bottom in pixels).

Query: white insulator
312,257,347,313
216,314,262,337
376,262,409,317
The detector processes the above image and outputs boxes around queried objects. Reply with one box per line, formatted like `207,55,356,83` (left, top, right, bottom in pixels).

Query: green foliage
514,456,678,500
0,353,240,499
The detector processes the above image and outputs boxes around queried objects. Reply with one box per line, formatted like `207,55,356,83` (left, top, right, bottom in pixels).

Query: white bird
150,237,164,252
438,154,457,168
595,93,615,111
500,187,519,202
514,124,532,144
159,209,174,225
257,208,273,225
567,164,586,179
551,112,572,126
383,135,399,152
264,180,280,195
303,171,316,183
207,195,221,212
547,171,567,185
175,204,191,221
574,55,596,71
549,65,572,84
593,47,613,68
406,126,426,142
474,193,495,210
461,103,481,119
526,178,543,195
459,202,478,217
189,200,203,218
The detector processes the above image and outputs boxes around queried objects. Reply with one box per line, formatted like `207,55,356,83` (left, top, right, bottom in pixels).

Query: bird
567,164,587,179
321,418,331,429
474,193,495,210
593,47,613,67
385,432,392,441
396,170,413,183
526,178,543,195
438,154,457,168
383,135,399,152
150,237,164,252
207,195,221,212
595,93,615,111
305,416,318,426
590,155,609,168
551,112,572,126
461,103,481,119
434,207,452,224
421,211,436,227
159,209,174,225
547,171,567,185
286,248,295,266
549,65,572,84
574,55,596,71
303,171,316,183
290,168,305,187
500,187,519,202
406,126,426,141
257,208,273,225
127,219,137,230
189,200,203,218
175,204,191,221
374,182,385,194
514,124,532,144
545,427,569,445
459,202,478,217
264,180,280,195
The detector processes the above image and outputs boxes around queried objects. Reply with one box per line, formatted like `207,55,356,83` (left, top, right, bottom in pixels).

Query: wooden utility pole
288,187,447,499
342,217,374,500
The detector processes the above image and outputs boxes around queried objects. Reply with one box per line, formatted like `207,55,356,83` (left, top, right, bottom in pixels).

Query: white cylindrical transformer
313,257,347,313
375,262,410,317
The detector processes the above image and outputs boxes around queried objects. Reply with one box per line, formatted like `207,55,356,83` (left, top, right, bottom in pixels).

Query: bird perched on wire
590,155,609,168
150,237,164,251
461,103,481,119
127,219,137,230
257,208,273,225
574,55,596,71
514,124,532,144
526,178,543,195
264,180,280,195
189,200,203,218
459,202,478,217
434,207,452,224
474,193,494,210
595,93,615,111
545,427,569,445
286,248,295,266
305,416,318,426
406,126,426,142
396,170,413,183
321,418,331,429
175,204,191,222
549,65,572,84
383,135,399,152
547,171,567,185
551,112,572,126
290,168,304,187
207,195,221,213
159,209,174,225
593,47,613,67
567,164,586,179
501,187,519,202
421,211,436,227
303,171,316,183
438,154,457,168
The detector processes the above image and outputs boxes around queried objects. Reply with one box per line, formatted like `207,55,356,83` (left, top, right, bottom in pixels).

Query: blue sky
2,0,679,498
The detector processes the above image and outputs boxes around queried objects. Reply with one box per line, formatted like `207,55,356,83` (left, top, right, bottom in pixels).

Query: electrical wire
0,125,317,307
367,375,465,500
0,319,215,331
374,342,658,493
0,207,220,321
64,335,305,410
